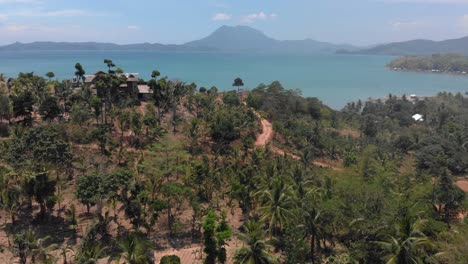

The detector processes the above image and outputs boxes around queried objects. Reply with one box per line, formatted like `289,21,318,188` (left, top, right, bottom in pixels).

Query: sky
0,0,468,46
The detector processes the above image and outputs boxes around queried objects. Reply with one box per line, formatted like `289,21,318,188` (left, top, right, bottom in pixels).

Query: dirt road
253,114,341,171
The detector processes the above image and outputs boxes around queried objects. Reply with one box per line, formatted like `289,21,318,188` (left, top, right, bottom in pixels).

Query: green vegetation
388,54,468,74
0,64,466,264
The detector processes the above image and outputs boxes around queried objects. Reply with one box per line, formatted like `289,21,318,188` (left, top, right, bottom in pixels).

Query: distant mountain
183,25,358,53
0,41,188,51
0,26,359,54
349,36,468,55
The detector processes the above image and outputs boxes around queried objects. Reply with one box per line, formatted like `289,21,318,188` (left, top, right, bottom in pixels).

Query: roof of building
412,114,423,121
84,75,95,83
138,85,152,94
126,77,139,82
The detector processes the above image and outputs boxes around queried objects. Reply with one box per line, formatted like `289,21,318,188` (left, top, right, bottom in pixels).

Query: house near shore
82,72,153,101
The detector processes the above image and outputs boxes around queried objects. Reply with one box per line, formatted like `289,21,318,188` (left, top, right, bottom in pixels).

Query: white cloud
460,15,468,32
241,12,277,23
127,25,140,30
212,13,232,21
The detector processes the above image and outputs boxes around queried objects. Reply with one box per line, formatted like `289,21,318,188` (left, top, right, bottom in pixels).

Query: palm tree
74,63,86,84
376,215,437,264
116,232,154,264
303,206,322,264
55,81,73,117
74,242,106,264
12,229,36,264
256,176,295,235
58,244,75,264
0,168,22,223
32,236,58,264
234,221,279,264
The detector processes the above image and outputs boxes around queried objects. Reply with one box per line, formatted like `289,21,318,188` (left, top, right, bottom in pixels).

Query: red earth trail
253,113,341,171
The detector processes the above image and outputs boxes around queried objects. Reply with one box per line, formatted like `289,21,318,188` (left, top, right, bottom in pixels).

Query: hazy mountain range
0,25,358,53
344,36,468,56
1,25,467,55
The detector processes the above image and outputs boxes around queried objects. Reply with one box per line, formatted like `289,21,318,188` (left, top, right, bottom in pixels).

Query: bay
0,50,467,109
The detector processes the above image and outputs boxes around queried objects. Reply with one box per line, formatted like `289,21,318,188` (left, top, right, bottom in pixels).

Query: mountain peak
183,25,274,51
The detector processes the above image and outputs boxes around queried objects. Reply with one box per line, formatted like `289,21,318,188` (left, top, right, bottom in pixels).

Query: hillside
0,25,358,53
0,70,466,263
349,36,468,55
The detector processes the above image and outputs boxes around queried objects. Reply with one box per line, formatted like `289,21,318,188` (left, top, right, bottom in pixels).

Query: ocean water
1,50,467,109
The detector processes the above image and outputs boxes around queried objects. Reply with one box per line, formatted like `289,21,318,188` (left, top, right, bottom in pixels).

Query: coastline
389,67,468,77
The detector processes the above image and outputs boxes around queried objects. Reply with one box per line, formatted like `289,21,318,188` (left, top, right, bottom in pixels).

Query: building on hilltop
81,71,152,101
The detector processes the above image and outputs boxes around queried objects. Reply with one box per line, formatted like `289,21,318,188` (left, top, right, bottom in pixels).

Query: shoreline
389,67,468,77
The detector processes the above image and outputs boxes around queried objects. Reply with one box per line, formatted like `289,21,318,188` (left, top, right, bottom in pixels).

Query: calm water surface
1,50,467,109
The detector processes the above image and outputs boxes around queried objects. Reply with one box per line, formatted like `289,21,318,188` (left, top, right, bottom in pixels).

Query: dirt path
255,118,274,147
456,178,468,192
254,114,341,171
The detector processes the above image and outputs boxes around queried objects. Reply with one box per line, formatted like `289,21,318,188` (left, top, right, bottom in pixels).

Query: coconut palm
0,168,22,223
116,232,154,264
74,63,85,84
303,206,322,264
376,215,437,264
74,242,106,264
32,236,58,264
256,176,295,235
58,244,75,264
234,221,279,264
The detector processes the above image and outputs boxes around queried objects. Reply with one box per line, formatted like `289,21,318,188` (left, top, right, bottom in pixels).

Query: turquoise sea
1,50,467,109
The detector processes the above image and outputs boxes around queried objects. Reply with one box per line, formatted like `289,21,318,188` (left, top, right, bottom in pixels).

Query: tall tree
12,90,35,124
117,232,154,264
377,214,437,264
74,63,86,84
75,174,104,213
233,78,244,93
203,210,218,264
104,59,116,74
39,96,61,121
234,221,279,264
45,72,55,81
256,176,295,236
25,172,56,218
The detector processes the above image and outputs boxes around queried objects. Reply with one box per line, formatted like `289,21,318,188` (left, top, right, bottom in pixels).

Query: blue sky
0,0,467,45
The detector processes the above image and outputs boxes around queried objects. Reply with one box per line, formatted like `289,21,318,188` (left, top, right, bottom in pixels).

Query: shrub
160,255,181,264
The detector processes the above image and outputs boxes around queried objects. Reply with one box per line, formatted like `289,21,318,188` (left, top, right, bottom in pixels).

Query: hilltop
345,35,468,55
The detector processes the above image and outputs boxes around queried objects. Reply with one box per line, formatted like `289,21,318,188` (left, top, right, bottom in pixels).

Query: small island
388,54,468,75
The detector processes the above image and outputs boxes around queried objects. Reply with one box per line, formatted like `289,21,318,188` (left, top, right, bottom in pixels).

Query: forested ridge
0,61,466,264
388,54,468,75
